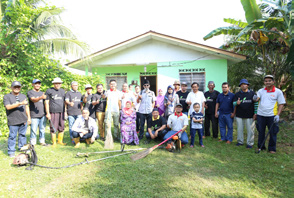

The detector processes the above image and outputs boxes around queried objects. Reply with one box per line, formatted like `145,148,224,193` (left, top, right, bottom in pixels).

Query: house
66,31,247,93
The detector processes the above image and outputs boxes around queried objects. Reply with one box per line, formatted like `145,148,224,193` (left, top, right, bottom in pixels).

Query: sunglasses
143,84,150,87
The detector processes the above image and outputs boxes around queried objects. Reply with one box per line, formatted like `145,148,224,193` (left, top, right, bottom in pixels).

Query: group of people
3,75,285,157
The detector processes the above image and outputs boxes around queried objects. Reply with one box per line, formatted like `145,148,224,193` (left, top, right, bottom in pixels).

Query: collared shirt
138,89,156,114
65,90,82,116
186,91,206,115
216,92,235,114
257,87,285,116
167,113,188,132
71,116,98,138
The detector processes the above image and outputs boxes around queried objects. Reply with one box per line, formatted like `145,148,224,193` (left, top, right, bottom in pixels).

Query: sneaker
201,145,205,148
9,153,15,158
246,145,253,149
226,141,231,144
190,145,194,148
236,143,243,146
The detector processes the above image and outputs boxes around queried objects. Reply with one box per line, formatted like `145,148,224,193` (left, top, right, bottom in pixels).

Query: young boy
190,103,204,148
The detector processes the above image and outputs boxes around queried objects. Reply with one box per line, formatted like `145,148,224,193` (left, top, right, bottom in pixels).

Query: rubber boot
51,133,56,147
85,138,91,145
73,137,80,148
57,132,67,146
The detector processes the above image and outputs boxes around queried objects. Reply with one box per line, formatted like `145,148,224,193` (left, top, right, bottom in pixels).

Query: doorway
140,76,157,94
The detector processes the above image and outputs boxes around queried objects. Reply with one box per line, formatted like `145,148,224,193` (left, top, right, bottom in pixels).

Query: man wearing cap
215,82,235,144
173,80,181,92
145,108,167,143
233,79,256,148
255,75,286,153
176,82,190,116
65,81,83,143
92,84,107,140
163,103,189,145
82,84,96,119
137,79,156,140
45,77,66,146
204,81,220,138
4,81,31,157
104,79,122,141
27,79,48,146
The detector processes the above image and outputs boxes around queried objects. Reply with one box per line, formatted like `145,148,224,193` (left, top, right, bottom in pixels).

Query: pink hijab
123,101,133,116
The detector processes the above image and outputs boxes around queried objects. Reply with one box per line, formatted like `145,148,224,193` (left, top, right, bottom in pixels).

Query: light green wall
92,65,157,86
157,59,227,92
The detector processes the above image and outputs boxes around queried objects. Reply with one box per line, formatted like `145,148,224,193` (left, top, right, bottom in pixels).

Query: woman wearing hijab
164,85,179,120
155,89,165,116
120,101,139,145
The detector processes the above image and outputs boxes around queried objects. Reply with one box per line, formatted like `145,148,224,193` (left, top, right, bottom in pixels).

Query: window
179,73,205,92
106,76,127,91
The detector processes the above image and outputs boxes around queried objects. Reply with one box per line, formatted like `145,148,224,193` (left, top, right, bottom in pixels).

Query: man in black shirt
45,77,66,147
3,81,31,157
27,79,48,146
82,84,96,119
92,84,107,140
145,108,167,143
204,81,220,138
233,79,255,148
176,82,190,116
65,81,83,143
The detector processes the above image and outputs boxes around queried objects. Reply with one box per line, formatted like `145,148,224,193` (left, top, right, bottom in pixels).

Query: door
140,76,157,95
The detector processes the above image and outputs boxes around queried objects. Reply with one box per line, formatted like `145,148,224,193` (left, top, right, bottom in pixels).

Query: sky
48,0,246,64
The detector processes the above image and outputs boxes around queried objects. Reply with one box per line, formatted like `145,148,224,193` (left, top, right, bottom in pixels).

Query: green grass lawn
0,121,293,198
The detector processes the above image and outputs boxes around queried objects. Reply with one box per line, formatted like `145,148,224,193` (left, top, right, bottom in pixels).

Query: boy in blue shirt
190,103,205,148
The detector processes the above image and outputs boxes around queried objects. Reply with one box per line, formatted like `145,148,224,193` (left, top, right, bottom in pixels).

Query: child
190,103,204,148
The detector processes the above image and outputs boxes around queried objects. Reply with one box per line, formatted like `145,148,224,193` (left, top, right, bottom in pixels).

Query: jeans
219,113,234,141
139,113,152,139
204,113,219,138
8,124,28,155
104,111,120,139
190,128,203,146
163,130,189,144
236,117,254,146
68,115,79,139
257,115,279,152
30,116,46,145
72,131,94,141
145,129,168,140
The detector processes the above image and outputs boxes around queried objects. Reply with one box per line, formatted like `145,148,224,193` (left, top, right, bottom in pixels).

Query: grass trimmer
130,130,182,161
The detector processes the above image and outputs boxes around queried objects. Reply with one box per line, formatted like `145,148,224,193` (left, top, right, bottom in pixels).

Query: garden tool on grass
76,148,146,157
13,144,38,170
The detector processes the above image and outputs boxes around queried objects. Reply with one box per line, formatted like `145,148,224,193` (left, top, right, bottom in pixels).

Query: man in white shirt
256,75,286,153
186,82,206,115
104,79,122,141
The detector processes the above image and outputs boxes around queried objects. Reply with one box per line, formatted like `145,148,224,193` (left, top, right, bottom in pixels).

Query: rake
130,129,182,161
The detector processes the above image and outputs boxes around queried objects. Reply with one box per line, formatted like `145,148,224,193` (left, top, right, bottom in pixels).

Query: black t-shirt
45,88,65,113
27,90,45,118
233,90,255,118
82,94,96,119
176,90,190,113
147,116,167,131
92,91,107,112
65,90,82,116
204,90,220,114
3,93,28,125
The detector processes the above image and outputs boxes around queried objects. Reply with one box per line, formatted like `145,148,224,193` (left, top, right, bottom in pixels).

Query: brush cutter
130,129,182,161
255,121,275,154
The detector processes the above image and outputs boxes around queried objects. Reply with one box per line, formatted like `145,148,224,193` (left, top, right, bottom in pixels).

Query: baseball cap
175,103,183,107
11,81,21,87
264,75,274,80
32,79,41,84
181,82,188,86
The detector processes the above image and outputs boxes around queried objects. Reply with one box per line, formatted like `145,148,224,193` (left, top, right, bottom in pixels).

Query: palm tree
1,0,89,58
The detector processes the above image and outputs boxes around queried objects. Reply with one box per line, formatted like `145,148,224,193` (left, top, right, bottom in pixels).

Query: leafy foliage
0,1,101,136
